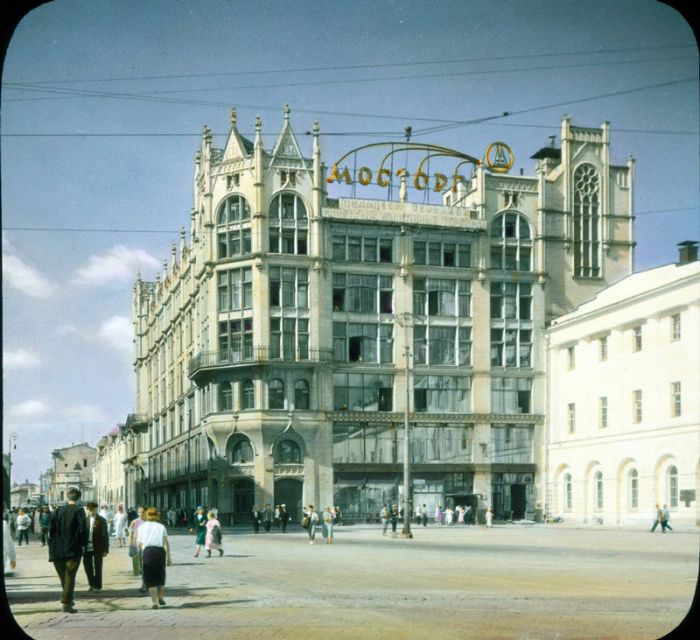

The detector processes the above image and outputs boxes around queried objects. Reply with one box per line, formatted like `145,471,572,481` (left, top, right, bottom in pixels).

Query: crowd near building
13,107,697,530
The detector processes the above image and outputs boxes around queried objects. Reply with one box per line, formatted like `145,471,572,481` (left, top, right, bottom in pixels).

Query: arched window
230,438,253,464
666,465,678,508
269,378,285,409
564,473,572,512
294,380,310,410
275,439,301,464
594,470,604,510
241,379,255,410
217,194,252,259
490,212,532,271
269,193,308,255
628,469,638,510
573,163,601,278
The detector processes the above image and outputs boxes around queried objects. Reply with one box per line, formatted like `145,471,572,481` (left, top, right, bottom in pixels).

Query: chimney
677,241,699,265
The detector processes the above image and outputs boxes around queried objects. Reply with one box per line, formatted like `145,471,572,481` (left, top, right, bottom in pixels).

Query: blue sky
2,0,698,486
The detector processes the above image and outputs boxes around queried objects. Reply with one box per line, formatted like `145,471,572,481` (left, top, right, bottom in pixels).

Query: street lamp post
7,433,18,508
394,313,413,538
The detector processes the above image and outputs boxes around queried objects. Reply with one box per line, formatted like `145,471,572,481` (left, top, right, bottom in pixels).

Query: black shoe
158,598,166,606
151,604,159,610
218,549,224,557
62,605,77,614
138,587,147,594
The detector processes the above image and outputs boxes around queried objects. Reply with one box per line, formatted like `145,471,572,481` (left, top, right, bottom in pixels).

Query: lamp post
7,432,18,508
394,313,413,538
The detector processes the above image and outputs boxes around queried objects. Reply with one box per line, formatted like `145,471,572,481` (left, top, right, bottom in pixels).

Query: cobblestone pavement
3,523,698,640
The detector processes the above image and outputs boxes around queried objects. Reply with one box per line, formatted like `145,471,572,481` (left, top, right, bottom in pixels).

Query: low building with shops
127,108,634,525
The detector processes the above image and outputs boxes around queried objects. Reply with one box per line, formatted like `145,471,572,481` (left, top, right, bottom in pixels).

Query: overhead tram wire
8,43,695,86
5,54,695,100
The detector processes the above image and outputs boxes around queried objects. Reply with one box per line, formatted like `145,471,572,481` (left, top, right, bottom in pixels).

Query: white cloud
2,253,56,298
97,315,133,352
73,245,160,286
8,399,52,419
62,404,107,422
3,349,41,370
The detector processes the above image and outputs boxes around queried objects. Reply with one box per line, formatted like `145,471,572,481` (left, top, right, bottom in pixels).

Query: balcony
125,413,149,433
189,346,333,377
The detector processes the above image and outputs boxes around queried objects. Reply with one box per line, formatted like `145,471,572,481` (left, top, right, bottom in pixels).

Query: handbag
301,515,310,528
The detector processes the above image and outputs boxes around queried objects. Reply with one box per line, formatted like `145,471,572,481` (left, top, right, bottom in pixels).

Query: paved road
4,523,698,639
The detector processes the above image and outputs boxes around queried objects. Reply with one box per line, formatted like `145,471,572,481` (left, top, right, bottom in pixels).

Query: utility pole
394,313,413,538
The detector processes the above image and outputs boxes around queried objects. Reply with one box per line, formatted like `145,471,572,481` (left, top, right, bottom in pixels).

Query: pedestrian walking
322,506,334,544
166,508,176,528
445,507,454,526
457,505,465,525
48,487,88,614
39,506,51,546
114,504,128,547
16,508,31,546
128,506,147,593
137,507,172,609
4,512,17,575
191,507,207,557
661,504,673,532
83,501,110,592
335,506,343,526
303,505,319,544
390,505,399,536
380,504,390,536
486,507,494,528
262,504,273,533
279,504,290,533
205,510,224,557
99,503,114,537
420,504,428,527
252,506,261,533
650,504,664,532
435,505,444,526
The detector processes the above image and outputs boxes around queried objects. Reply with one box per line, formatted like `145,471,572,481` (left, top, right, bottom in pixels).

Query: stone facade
546,257,700,527
46,443,96,505
128,109,634,525
93,428,128,508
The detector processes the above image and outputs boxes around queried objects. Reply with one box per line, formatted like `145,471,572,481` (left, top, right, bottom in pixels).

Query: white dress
114,511,128,539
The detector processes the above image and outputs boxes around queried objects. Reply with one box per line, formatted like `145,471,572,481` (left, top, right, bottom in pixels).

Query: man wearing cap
279,504,290,533
83,501,110,592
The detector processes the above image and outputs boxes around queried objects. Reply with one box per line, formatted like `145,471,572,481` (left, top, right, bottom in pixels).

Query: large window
490,424,533,463
275,439,301,464
333,323,393,363
241,379,255,410
666,465,678,508
491,377,531,413
490,327,532,367
219,382,232,411
269,379,285,409
230,438,253,464
414,325,471,366
333,273,393,313
413,239,471,267
333,232,393,263
413,278,471,317
414,375,470,413
217,194,252,259
573,163,601,278
294,380,310,410
217,267,253,311
270,318,309,360
333,373,393,411
490,282,532,320
269,193,308,254
332,424,396,463
411,424,473,463
490,212,532,271
218,319,253,361
270,267,308,308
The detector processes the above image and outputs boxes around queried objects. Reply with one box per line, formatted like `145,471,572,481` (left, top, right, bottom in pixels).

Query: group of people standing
251,504,292,533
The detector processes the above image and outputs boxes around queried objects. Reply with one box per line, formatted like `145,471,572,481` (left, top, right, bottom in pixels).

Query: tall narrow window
573,163,601,277
269,193,308,255
671,382,681,417
599,336,608,361
564,473,572,512
490,212,532,271
629,469,638,510
241,380,255,410
567,403,576,433
217,194,252,259
671,314,681,341
567,346,575,370
294,380,310,410
666,465,678,508
269,379,285,409
595,470,604,510
599,397,608,428
632,326,642,352
633,389,643,423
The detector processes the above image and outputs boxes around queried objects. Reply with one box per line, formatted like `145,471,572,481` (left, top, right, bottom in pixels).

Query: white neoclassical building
546,248,700,528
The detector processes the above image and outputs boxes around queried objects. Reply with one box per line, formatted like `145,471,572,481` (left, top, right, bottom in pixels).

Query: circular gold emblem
484,142,514,173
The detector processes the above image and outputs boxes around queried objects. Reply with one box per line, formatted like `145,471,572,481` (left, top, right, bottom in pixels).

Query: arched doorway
231,478,255,524
274,478,303,523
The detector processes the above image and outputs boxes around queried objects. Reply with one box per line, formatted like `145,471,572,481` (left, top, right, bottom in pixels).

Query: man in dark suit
83,501,110,592
49,487,88,613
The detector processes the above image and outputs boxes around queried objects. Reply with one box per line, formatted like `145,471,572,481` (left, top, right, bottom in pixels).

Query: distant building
125,109,634,525
546,245,700,527
10,480,41,509
46,443,96,505
93,427,127,508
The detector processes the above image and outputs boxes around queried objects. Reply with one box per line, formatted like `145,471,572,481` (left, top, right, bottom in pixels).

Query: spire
230,107,237,128
255,116,262,149
284,102,290,123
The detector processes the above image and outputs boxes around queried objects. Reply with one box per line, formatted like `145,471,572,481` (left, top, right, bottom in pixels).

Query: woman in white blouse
137,507,172,609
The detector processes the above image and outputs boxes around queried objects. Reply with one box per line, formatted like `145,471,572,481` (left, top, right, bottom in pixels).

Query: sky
1,0,698,487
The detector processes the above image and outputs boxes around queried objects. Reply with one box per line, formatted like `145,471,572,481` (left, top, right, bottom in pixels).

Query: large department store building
124,108,634,524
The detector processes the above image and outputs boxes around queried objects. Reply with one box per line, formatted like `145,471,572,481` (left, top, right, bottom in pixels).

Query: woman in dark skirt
137,508,172,609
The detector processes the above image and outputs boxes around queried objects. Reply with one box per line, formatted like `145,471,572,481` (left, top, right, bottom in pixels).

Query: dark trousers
53,557,82,605
17,529,30,545
282,521,287,533
264,520,271,532
83,551,104,589
41,527,49,546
